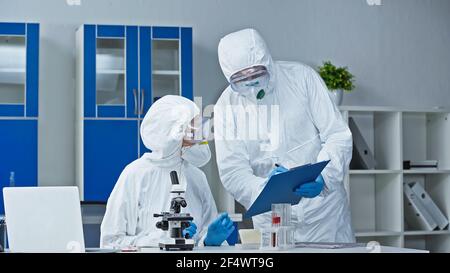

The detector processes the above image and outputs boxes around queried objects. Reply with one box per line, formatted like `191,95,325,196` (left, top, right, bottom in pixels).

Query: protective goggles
184,116,211,144
230,65,270,96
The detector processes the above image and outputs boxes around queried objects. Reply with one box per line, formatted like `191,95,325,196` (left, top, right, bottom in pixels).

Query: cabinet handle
133,89,138,115
140,89,145,115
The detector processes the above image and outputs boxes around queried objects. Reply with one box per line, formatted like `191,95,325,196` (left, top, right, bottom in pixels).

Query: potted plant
318,61,355,105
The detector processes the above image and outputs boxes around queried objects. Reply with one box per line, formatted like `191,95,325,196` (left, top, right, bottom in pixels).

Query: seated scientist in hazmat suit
214,28,354,243
100,95,235,249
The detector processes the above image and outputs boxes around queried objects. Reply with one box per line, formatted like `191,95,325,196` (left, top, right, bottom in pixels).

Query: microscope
153,171,195,251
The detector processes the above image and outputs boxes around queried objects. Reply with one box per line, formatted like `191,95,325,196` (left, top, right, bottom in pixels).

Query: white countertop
138,245,428,253
338,105,450,113
2,245,428,253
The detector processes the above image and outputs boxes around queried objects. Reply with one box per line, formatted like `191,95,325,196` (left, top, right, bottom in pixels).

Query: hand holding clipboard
244,160,330,218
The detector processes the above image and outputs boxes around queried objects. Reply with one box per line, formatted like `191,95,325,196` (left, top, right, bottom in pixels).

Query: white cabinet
341,106,450,252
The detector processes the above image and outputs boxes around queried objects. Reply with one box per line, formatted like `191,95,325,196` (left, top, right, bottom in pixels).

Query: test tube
226,213,242,246
271,203,292,226
271,204,294,250
271,216,280,247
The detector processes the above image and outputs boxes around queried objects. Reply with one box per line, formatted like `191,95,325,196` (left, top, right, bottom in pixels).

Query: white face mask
181,143,211,167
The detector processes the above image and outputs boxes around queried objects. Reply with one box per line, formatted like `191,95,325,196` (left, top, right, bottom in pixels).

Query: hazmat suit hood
140,95,211,168
218,28,276,93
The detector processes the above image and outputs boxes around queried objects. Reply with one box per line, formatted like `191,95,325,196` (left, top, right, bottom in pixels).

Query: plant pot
329,89,343,106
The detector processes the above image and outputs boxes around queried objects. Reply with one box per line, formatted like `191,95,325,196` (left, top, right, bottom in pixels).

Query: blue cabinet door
0,23,39,118
139,26,193,117
25,23,39,118
139,26,152,118
180,27,193,100
0,120,38,214
83,25,138,119
84,120,138,201
126,26,139,119
83,24,96,118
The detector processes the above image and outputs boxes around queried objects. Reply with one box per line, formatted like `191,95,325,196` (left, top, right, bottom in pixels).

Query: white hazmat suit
100,95,217,248
214,29,355,243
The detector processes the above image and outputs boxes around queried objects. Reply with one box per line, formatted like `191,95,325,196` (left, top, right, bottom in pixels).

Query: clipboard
244,160,330,218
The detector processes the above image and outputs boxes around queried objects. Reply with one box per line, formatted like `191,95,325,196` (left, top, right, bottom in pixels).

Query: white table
139,245,428,253
2,245,427,253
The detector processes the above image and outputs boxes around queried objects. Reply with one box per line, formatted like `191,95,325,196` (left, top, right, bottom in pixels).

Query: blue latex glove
268,165,289,179
204,213,235,246
182,221,197,239
294,174,325,198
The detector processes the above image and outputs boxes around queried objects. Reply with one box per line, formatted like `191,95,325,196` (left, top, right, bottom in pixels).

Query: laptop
3,186,114,253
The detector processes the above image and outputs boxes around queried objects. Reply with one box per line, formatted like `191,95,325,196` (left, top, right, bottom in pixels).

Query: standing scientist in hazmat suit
101,95,235,249
214,28,354,243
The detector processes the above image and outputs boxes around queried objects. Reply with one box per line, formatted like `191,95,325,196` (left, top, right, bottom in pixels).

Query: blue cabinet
0,23,39,214
76,24,193,201
0,120,38,213
83,25,139,119
0,23,39,117
139,26,193,116
83,120,138,201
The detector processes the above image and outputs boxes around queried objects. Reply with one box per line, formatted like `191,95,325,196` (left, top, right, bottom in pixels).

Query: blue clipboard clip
244,160,330,218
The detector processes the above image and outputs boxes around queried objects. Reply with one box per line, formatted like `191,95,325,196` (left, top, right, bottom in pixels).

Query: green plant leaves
318,61,355,92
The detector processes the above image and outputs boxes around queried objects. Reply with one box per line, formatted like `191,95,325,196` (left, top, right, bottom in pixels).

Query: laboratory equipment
153,171,195,251
260,203,295,250
272,203,294,249
226,213,242,246
9,171,15,187
260,226,295,250
238,229,261,247
271,203,291,226
271,216,280,247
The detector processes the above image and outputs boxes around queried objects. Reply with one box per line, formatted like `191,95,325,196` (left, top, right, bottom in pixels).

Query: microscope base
159,238,195,251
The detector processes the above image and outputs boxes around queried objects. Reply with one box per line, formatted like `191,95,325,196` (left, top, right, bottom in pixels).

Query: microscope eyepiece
170,171,179,185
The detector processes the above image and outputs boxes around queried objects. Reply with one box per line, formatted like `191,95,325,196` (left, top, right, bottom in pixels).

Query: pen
275,163,287,169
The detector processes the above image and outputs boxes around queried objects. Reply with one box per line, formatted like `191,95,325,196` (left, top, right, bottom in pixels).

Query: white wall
1,0,449,211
